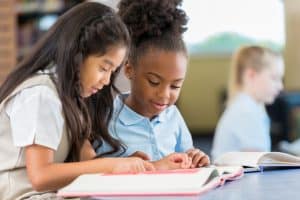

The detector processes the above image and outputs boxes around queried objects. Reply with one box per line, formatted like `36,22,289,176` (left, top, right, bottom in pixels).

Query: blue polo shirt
96,93,193,161
211,92,271,161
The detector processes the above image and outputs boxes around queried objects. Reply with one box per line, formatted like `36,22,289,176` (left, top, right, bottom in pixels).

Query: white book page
214,152,268,167
259,152,300,166
59,168,218,195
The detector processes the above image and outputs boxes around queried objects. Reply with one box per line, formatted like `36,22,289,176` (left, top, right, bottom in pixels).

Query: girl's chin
264,97,276,105
81,92,91,98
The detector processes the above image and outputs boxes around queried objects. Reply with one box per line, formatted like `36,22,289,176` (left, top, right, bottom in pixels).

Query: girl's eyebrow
147,72,184,82
103,58,119,72
147,72,162,79
103,59,115,68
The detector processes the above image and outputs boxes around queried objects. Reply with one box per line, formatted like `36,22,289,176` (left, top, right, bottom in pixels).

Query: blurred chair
267,91,300,147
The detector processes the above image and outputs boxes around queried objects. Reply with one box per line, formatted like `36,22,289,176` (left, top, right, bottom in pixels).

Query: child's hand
186,148,210,168
152,152,192,170
129,151,151,160
112,157,155,174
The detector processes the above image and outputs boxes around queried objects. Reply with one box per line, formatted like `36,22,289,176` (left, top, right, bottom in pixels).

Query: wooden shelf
16,1,64,14
0,1,16,84
0,0,83,83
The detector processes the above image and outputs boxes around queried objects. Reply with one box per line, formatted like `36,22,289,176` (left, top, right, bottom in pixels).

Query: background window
182,0,285,55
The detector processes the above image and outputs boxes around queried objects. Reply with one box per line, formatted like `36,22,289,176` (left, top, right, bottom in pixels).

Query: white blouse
5,85,64,150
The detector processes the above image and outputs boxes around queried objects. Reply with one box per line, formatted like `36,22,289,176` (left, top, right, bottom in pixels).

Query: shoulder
163,105,182,118
113,93,128,110
216,96,250,132
223,93,260,119
111,93,144,126
17,85,60,104
159,105,188,127
6,85,61,115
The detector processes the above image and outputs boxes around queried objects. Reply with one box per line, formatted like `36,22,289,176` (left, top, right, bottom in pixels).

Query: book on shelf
57,166,243,198
214,151,300,172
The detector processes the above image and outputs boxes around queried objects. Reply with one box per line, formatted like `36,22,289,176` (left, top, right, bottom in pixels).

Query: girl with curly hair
97,0,210,170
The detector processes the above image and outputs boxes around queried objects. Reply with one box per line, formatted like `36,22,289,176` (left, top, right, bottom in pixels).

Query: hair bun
118,0,188,44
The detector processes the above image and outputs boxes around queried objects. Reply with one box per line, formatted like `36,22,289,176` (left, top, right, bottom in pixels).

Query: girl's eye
171,85,181,89
99,67,108,72
148,80,159,86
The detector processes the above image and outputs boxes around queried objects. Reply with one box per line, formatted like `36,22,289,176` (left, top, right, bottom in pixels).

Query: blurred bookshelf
0,1,16,84
0,0,83,84
17,0,83,61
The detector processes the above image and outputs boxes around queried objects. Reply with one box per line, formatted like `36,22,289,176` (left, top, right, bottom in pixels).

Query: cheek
78,71,87,89
257,76,271,90
134,79,152,92
266,79,276,90
82,73,93,87
262,82,276,97
170,90,181,103
80,67,93,82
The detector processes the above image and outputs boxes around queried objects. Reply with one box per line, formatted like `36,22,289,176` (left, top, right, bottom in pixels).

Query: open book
57,166,243,198
214,152,300,172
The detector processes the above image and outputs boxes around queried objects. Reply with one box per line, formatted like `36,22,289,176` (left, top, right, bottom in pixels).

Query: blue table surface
85,168,300,200
199,168,300,200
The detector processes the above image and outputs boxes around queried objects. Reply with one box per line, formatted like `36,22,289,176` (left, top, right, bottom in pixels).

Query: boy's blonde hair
227,45,281,103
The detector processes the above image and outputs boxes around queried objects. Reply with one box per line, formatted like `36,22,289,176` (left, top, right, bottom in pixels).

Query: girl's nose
102,72,111,86
157,86,170,99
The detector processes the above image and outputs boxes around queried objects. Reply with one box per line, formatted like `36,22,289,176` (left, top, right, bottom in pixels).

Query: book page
214,152,268,167
58,168,220,197
259,152,300,166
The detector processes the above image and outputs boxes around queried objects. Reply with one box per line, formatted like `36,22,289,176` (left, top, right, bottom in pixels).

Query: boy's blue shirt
211,92,271,161
96,93,193,161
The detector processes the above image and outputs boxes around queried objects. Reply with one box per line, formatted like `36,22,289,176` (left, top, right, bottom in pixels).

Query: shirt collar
115,93,168,125
152,109,167,123
236,92,266,115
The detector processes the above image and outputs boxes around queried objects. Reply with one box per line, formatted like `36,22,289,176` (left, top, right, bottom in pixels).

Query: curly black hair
118,0,188,65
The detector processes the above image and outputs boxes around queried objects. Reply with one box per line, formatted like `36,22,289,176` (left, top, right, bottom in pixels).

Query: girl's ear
124,62,134,80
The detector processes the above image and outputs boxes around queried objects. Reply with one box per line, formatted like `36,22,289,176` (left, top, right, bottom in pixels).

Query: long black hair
118,0,188,65
0,2,130,161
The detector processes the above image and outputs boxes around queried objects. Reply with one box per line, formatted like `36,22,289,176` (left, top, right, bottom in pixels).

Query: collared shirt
211,92,271,161
0,74,69,200
96,93,193,161
5,85,64,150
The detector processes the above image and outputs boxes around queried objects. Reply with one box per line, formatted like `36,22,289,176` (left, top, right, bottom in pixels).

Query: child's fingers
168,153,192,169
197,155,210,167
186,148,199,159
182,157,192,169
181,156,192,169
187,149,206,168
169,152,186,162
191,153,202,168
171,157,191,169
175,153,192,168
187,149,210,168
144,161,156,171
187,149,200,158
130,158,149,173
130,159,144,173
186,148,195,155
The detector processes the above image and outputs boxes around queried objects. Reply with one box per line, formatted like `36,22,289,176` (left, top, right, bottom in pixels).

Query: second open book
214,151,300,172
57,166,243,198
